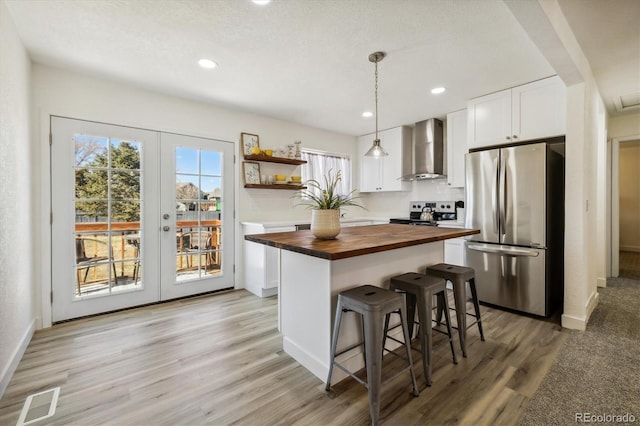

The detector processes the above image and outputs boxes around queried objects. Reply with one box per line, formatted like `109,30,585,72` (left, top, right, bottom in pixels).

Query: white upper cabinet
512,77,567,142
358,126,411,192
467,76,566,149
446,109,467,188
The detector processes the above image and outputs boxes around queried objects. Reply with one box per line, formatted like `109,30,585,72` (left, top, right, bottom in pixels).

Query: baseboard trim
585,290,600,322
561,313,587,331
282,336,327,382
620,245,640,253
261,287,278,298
0,318,36,399
597,277,607,288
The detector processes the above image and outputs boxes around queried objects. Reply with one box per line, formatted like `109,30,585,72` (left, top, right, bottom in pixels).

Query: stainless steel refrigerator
464,140,564,316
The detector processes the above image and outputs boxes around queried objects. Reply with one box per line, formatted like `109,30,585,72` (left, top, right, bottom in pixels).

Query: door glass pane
176,147,198,174
74,135,143,297
175,147,223,282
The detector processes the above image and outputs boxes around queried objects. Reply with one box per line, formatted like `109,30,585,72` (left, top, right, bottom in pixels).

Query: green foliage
75,141,141,221
297,169,363,210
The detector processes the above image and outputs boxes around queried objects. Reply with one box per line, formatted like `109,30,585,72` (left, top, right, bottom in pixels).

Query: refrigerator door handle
467,243,540,257
492,156,499,234
498,154,506,235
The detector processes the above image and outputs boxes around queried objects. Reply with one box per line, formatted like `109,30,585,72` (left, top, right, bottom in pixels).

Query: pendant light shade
365,51,388,157
365,139,387,157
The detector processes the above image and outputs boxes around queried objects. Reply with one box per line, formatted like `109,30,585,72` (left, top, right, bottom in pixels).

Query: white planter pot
311,209,341,239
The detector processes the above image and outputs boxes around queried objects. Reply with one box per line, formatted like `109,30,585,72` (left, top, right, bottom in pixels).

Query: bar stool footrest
332,362,368,388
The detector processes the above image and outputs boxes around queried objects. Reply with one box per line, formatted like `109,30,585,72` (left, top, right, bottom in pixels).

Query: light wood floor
0,289,567,425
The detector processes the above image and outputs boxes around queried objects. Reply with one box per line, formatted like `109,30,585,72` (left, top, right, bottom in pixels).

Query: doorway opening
611,136,640,279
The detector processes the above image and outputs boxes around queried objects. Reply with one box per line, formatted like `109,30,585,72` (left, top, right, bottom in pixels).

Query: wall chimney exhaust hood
402,118,445,180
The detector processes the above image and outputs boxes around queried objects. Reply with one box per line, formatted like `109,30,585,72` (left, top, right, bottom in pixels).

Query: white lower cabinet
444,238,465,266
243,224,295,297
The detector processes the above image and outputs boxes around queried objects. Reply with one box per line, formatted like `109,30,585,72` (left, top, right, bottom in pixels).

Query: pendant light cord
365,51,387,157
374,59,379,141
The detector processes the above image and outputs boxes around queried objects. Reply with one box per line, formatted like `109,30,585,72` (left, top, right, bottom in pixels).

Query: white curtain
301,150,351,197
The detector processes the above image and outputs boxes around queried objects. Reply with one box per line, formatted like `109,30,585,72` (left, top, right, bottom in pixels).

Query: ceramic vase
311,209,341,239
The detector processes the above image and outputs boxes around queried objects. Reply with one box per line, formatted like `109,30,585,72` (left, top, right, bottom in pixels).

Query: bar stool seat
326,285,419,426
387,272,457,386
425,263,485,357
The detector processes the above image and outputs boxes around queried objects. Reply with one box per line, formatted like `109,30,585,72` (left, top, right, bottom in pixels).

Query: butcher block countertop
244,223,480,260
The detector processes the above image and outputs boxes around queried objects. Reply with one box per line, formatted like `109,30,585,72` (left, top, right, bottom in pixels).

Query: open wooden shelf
244,184,306,190
243,155,306,165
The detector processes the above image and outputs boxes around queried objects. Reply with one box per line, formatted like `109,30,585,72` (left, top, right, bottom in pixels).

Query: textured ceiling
5,0,637,135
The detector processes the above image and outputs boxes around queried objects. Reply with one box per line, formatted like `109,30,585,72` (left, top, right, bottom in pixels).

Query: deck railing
75,220,222,284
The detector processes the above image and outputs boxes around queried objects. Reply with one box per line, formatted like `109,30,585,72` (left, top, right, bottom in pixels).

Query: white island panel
280,241,444,384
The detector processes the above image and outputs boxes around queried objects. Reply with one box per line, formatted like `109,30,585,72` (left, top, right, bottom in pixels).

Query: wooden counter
244,223,479,260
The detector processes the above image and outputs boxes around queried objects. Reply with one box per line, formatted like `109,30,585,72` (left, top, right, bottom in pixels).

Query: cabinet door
261,225,295,291
358,134,382,192
446,109,467,188
444,238,465,265
243,224,294,297
379,126,411,191
358,127,410,192
512,76,566,142
467,89,512,149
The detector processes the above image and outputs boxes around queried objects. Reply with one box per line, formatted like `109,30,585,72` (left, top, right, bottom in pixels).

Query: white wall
562,83,592,329
560,76,605,330
32,64,357,223
609,114,640,138
561,62,606,330
31,63,358,326
0,1,36,397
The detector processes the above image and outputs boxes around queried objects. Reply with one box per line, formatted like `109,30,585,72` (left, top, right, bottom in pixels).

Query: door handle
467,243,539,257
492,156,499,234
163,226,170,232
498,154,506,235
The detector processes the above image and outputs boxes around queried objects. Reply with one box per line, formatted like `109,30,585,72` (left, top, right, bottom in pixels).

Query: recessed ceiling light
252,0,271,5
431,87,446,94
198,59,218,69
362,111,373,118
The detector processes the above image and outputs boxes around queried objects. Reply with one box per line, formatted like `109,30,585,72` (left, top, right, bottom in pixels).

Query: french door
51,117,234,322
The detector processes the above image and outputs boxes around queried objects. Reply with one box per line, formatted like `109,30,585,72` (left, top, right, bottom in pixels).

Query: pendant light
365,51,388,157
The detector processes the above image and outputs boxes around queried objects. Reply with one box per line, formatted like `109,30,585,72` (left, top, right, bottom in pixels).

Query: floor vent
16,387,60,426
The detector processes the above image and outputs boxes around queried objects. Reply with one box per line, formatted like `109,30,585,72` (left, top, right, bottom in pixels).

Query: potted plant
297,169,363,239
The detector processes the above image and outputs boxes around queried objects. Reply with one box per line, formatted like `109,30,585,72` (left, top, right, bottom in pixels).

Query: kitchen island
244,223,479,383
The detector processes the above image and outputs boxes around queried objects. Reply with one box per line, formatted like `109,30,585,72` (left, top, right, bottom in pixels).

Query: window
301,149,352,198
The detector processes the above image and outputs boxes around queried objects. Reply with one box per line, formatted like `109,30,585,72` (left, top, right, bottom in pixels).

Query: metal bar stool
425,263,485,357
325,285,419,426
386,272,457,387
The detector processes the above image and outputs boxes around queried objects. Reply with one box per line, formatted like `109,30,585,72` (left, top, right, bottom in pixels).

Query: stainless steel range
389,201,459,226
